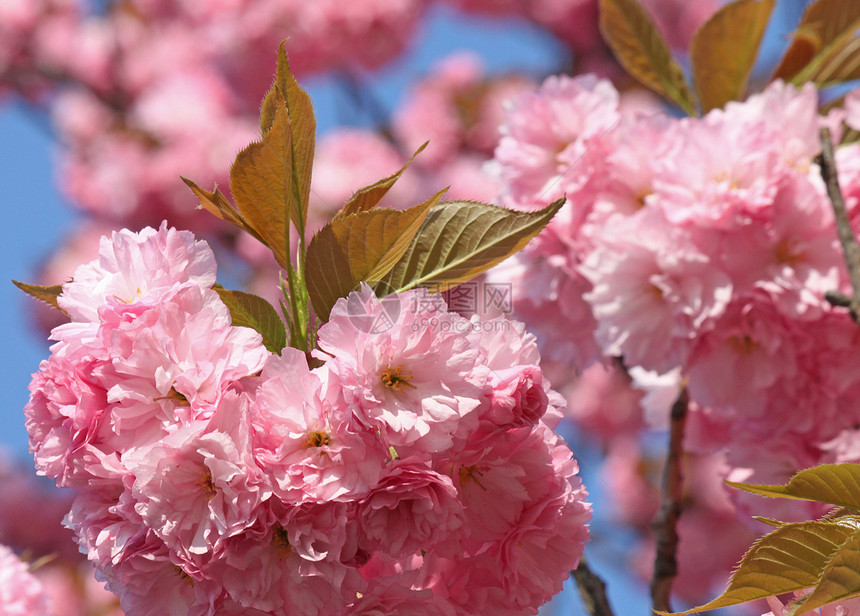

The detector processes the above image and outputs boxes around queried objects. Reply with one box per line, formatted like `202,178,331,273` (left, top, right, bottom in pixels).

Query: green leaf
306,190,443,321
373,197,564,295
598,0,696,115
260,43,315,232
12,280,67,315
230,88,294,270
790,529,860,615
727,463,860,509
655,521,858,615
213,287,286,354
690,0,774,112
181,177,267,246
334,142,428,220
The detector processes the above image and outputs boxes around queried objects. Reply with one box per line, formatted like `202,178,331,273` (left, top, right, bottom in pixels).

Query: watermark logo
443,281,513,317
344,282,515,335
482,282,512,314
344,282,401,334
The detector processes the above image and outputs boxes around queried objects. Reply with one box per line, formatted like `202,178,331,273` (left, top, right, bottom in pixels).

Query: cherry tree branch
818,127,860,324
649,386,689,613
571,554,615,616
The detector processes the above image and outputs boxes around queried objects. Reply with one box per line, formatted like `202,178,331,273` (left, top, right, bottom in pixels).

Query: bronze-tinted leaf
12,280,67,315
598,0,696,115
214,287,286,354
230,89,294,270
772,28,821,81
306,191,442,321
260,43,315,231
691,0,774,112
305,225,352,323
374,197,564,295
799,0,860,51
656,521,857,615
806,35,860,87
787,0,860,86
335,142,428,220
181,177,266,246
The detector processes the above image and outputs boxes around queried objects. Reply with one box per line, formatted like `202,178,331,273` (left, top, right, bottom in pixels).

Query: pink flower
343,577,456,616
98,544,221,616
527,0,601,53
356,460,464,558
722,81,825,172
393,52,483,168
280,501,354,564
0,544,52,616
124,391,271,568
251,350,387,504
845,87,860,134
25,348,110,487
565,362,645,443
58,222,217,323
26,218,591,616
452,425,590,554
491,74,620,211
650,82,822,233
488,254,601,368
432,154,501,203
720,174,842,318
424,426,591,614
96,283,268,413
482,365,549,429
582,207,733,373
316,287,486,457
203,518,363,616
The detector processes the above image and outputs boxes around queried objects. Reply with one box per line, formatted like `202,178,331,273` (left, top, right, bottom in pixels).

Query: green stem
286,165,312,352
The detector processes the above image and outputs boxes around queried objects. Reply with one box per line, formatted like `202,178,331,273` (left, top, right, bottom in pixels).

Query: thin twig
649,386,689,613
337,69,397,144
571,554,615,616
817,127,860,324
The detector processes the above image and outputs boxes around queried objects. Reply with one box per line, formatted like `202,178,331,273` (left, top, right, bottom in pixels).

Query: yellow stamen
153,386,190,406
458,465,488,491
197,471,217,498
305,430,331,448
273,525,291,558
728,335,756,355
774,239,803,266
173,566,194,586
380,363,416,391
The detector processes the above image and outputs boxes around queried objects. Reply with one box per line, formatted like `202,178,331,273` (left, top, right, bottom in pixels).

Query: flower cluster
487,74,860,593
491,75,860,466
0,543,52,616
25,223,590,615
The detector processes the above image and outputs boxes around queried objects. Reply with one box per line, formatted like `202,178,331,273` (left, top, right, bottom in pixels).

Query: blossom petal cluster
489,74,860,594
492,76,860,460
25,224,590,615
0,543,52,616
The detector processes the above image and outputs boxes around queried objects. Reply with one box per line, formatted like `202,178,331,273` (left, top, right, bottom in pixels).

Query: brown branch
649,386,689,613
817,127,860,324
571,554,615,616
